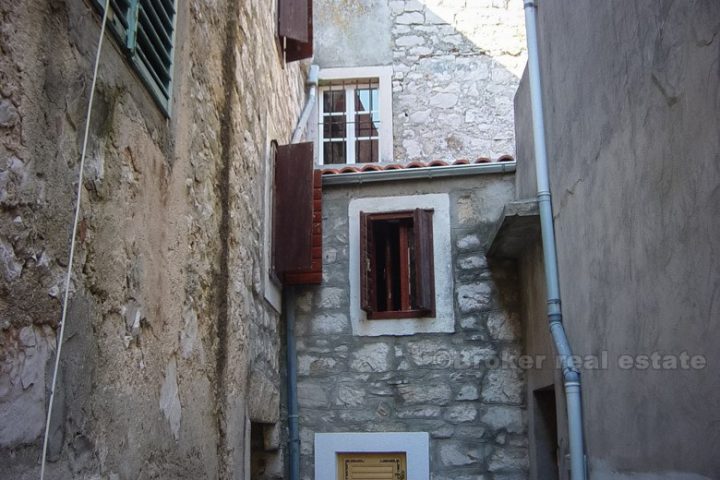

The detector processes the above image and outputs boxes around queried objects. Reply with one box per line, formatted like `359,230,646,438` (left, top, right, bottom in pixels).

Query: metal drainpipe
285,286,300,480
285,64,319,480
523,1,587,479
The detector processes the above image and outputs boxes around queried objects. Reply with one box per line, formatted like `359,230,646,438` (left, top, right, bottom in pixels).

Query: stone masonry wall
0,1,304,478
391,0,527,161
294,174,529,480
314,0,527,162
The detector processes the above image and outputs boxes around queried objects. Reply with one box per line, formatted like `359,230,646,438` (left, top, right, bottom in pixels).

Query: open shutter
273,142,314,279
278,0,313,62
133,0,176,111
93,0,175,114
413,208,435,314
360,212,377,313
283,169,323,285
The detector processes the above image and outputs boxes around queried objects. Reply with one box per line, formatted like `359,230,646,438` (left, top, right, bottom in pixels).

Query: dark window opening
532,386,560,480
360,209,435,319
250,422,281,480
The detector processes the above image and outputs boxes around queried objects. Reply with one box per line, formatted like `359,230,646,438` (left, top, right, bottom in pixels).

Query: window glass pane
323,115,346,139
355,87,378,114
323,141,346,164
372,111,381,131
356,139,378,163
355,119,378,138
323,90,345,113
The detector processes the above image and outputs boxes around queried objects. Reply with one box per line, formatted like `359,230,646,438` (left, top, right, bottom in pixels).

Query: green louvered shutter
94,0,176,116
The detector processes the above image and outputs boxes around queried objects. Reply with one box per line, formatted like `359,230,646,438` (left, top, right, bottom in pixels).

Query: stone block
406,339,453,368
398,383,452,405
335,384,366,407
456,384,480,401
456,234,482,252
457,282,492,313
396,12,424,24
486,311,520,341
437,440,489,467
444,404,478,423
487,446,529,472
396,35,425,47
297,382,329,408
429,92,459,108
350,343,392,372
481,368,523,405
310,313,350,335
480,406,525,434
315,287,346,309
396,406,442,419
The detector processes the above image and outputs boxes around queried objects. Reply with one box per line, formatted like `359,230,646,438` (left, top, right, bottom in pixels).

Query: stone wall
314,0,527,161
0,1,305,478
294,173,529,479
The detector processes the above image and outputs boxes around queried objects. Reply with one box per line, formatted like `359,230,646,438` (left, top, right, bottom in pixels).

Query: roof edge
321,161,516,186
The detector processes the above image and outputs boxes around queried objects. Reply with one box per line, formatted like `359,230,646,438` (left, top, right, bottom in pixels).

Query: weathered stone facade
294,173,529,479
314,0,527,161
0,1,305,478
390,0,526,160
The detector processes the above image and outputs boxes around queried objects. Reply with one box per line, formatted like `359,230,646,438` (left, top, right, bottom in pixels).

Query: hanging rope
40,1,110,477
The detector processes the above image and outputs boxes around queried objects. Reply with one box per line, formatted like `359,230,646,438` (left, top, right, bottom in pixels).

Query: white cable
40,1,110,477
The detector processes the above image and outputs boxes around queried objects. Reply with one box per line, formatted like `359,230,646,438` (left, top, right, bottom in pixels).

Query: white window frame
315,432,429,480
317,66,393,165
348,194,455,336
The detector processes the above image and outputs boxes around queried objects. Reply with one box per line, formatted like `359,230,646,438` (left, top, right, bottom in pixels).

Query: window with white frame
317,66,393,165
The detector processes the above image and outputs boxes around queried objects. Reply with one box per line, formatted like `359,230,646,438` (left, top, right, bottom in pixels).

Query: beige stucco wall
514,1,720,478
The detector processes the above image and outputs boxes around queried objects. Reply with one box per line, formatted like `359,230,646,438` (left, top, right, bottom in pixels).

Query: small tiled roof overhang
319,155,515,175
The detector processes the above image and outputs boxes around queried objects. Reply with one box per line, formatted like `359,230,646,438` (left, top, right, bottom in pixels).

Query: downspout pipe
286,63,319,480
285,286,300,480
292,64,320,143
523,2,587,479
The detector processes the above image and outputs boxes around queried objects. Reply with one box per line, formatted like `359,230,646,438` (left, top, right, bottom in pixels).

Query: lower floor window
315,432,429,480
337,452,406,480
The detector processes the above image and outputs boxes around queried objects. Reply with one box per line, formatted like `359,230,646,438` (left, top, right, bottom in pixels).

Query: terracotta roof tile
428,160,449,167
319,155,515,175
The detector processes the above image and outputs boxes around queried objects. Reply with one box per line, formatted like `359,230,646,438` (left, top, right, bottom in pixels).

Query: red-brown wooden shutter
413,208,435,314
273,142,314,279
283,169,323,285
360,212,377,313
278,0,313,62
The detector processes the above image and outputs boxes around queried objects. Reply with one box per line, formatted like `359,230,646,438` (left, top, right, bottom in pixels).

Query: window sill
367,309,433,320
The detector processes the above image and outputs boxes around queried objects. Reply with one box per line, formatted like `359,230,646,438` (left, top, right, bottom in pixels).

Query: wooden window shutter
93,0,176,114
282,169,323,285
273,142,314,280
337,452,407,480
360,212,377,313
413,208,435,314
278,0,313,62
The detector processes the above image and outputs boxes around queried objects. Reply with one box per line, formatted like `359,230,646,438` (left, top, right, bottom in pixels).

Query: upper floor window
94,0,176,115
320,79,380,164
317,66,393,165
